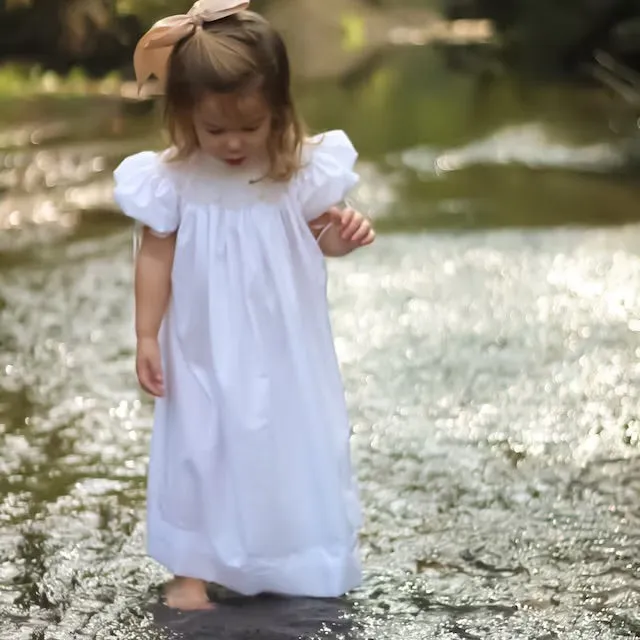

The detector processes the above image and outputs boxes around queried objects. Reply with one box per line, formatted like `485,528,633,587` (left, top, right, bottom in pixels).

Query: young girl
113,0,375,611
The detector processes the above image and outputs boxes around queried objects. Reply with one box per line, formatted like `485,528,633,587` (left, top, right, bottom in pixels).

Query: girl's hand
328,206,375,249
136,337,165,397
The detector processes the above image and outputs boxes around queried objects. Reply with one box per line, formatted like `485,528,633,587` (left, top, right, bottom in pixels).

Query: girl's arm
311,207,375,257
135,228,176,397
135,228,176,339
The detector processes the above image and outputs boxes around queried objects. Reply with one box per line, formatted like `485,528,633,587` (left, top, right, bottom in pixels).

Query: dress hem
147,522,362,598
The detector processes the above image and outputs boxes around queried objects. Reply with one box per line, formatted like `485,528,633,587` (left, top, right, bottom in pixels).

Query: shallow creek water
2,46,640,639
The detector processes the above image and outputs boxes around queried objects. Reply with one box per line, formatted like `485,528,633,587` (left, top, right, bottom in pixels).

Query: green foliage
341,14,367,51
0,63,120,97
115,0,270,25
116,0,193,24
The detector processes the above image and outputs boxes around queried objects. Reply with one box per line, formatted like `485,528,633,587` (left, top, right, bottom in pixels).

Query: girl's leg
164,576,214,611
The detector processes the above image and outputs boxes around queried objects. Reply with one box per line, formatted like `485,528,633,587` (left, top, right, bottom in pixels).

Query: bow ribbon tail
134,42,173,91
133,18,197,91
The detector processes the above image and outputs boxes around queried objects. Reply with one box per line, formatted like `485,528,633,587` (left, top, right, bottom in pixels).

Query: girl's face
193,90,272,168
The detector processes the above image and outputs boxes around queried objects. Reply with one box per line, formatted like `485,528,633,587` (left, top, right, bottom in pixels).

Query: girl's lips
225,157,246,166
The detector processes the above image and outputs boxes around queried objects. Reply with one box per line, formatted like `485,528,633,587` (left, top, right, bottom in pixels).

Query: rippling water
3,45,640,639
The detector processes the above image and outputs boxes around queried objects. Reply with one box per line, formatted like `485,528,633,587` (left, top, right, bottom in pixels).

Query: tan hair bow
134,0,250,90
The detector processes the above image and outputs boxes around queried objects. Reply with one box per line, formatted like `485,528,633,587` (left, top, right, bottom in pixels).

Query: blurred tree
114,0,270,24
444,0,640,76
0,0,140,75
0,0,274,73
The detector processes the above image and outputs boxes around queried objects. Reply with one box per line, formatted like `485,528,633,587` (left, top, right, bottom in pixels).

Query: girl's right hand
136,337,165,397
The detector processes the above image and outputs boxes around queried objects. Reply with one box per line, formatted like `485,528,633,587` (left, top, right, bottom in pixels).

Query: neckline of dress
192,151,270,184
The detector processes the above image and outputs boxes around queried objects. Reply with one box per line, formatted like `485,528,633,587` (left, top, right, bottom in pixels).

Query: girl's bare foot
163,577,214,611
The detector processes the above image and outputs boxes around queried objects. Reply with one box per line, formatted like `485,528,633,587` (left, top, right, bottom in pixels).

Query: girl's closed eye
242,119,267,132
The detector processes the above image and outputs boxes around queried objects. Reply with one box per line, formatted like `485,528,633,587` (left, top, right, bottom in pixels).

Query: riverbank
0,0,491,83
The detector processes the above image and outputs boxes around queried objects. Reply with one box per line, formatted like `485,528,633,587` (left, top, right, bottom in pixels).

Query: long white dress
113,130,362,598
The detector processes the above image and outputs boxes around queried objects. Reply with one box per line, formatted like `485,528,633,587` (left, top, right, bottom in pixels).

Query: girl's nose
227,137,242,153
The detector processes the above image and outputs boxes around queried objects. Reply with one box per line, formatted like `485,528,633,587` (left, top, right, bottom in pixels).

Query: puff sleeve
297,130,360,222
113,151,180,235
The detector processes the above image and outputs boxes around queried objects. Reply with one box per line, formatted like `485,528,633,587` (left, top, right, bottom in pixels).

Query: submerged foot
163,577,215,611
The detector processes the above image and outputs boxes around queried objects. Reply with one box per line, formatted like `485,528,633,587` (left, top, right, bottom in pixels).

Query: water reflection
0,46,638,241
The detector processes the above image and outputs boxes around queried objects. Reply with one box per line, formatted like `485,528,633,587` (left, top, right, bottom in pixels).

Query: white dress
113,130,362,598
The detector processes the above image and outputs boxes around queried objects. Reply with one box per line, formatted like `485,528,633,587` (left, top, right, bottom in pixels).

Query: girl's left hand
328,206,375,248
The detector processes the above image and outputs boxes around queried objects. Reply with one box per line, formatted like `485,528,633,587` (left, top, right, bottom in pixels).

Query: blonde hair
164,11,305,182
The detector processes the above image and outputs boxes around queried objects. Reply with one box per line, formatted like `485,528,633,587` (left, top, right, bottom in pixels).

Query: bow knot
134,0,250,91
187,2,208,26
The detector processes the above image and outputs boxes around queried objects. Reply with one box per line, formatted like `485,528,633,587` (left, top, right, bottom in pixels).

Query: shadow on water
3,40,640,640
148,594,355,639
